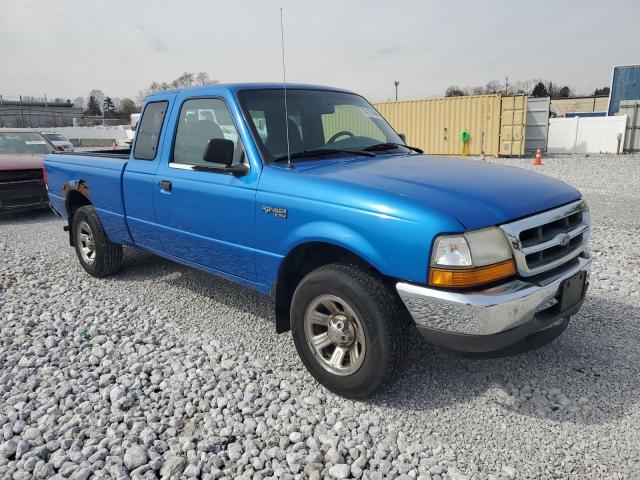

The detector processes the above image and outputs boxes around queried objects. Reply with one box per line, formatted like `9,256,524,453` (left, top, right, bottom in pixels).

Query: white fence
547,116,627,154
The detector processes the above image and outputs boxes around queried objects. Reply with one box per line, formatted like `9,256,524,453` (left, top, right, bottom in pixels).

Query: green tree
558,86,571,98
85,95,102,116
593,86,610,96
103,97,117,117
118,98,138,115
531,82,548,97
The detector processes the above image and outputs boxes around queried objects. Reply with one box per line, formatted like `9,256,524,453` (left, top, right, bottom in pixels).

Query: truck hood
0,153,46,171
295,154,581,230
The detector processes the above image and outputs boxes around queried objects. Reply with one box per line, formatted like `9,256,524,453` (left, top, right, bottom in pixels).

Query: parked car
42,132,75,152
0,128,54,212
44,84,591,398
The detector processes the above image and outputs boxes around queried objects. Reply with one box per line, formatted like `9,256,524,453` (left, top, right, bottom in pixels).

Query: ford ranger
44,84,591,398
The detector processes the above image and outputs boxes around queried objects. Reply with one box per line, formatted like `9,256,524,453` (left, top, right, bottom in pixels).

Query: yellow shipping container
373,94,525,157
498,95,527,156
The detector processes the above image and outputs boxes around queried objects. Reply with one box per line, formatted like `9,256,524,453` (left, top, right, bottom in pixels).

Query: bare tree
171,72,194,89
195,72,219,86
138,72,220,101
484,80,503,94
89,89,105,109
445,86,466,97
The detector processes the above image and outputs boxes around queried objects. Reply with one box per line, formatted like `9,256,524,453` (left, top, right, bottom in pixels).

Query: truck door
152,96,258,281
123,92,176,251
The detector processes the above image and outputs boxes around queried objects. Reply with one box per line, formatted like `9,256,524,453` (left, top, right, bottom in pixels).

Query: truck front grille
500,200,590,277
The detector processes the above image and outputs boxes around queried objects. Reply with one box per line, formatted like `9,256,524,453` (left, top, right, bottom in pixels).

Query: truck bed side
44,153,133,245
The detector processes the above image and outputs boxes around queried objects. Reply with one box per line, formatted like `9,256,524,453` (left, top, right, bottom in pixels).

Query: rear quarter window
133,101,168,160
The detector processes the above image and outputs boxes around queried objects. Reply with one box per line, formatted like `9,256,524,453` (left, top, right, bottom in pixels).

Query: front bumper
0,180,48,212
396,252,591,352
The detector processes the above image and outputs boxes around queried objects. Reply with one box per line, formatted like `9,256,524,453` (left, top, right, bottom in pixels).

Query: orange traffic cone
112,140,117,150
533,148,542,166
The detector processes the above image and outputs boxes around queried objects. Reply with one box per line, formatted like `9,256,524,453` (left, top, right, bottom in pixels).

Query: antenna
280,7,292,169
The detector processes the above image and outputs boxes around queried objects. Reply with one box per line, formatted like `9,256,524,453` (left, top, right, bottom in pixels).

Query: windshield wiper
273,148,375,163
363,142,423,153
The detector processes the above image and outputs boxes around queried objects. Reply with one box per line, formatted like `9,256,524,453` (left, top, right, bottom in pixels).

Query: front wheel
72,205,122,277
291,264,410,398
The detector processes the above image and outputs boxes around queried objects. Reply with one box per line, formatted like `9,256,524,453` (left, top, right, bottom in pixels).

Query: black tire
72,205,122,277
290,264,410,399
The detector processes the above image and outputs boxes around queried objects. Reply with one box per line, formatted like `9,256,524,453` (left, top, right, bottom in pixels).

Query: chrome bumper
396,252,591,338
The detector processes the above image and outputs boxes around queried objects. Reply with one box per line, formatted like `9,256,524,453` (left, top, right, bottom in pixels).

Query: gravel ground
1,153,639,480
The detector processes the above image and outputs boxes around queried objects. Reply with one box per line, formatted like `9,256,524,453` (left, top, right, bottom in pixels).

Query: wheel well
65,190,92,245
274,242,380,334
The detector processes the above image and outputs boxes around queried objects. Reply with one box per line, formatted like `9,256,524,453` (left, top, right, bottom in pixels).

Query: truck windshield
237,89,409,163
0,132,54,154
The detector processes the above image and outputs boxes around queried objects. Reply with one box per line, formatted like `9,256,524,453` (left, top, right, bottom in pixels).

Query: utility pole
19,95,25,128
394,80,399,101
45,94,49,128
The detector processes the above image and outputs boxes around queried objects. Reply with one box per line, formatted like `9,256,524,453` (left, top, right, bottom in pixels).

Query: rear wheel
291,264,409,398
72,205,122,277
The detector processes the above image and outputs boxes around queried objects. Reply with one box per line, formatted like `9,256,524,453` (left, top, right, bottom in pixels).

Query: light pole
394,81,399,101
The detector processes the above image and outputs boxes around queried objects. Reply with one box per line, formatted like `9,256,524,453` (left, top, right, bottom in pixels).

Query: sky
1,0,638,103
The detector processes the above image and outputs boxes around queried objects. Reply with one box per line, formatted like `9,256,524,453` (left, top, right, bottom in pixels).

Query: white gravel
1,153,639,479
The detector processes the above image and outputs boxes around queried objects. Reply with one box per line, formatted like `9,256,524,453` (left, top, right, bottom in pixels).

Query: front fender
255,166,466,287
281,221,389,274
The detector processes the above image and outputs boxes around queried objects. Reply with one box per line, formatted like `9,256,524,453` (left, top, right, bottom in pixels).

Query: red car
0,128,55,212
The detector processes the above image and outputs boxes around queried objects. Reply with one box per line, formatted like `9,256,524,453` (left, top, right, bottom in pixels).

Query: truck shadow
370,295,640,425
0,208,57,225
114,248,638,426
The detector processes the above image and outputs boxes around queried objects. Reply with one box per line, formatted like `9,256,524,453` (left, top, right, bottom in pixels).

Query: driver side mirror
203,138,234,166
398,133,407,143
202,138,249,176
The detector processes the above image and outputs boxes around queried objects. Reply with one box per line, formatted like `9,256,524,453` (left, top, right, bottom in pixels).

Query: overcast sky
1,0,638,103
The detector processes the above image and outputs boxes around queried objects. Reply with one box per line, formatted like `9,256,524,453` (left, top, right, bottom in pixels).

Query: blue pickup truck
44,84,591,398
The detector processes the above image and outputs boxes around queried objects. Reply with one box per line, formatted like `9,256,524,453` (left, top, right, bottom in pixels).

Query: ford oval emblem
559,233,571,246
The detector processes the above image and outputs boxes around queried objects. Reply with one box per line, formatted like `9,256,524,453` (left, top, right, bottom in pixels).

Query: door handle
159,180,172,191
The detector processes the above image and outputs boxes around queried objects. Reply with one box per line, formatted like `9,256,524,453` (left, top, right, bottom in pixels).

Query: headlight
430,227,515,288
432,236,472,267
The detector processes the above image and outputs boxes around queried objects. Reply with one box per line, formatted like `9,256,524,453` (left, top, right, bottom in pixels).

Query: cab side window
133,101,168,160
172,98,244,167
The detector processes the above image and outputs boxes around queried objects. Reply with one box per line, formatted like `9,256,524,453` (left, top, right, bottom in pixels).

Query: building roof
0,127,40,132
0,100,74,108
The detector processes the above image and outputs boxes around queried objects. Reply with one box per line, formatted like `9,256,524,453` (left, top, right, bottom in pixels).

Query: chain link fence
0,95,130,128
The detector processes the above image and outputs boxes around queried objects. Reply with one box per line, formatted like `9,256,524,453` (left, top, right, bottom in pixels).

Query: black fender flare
62,180,91,245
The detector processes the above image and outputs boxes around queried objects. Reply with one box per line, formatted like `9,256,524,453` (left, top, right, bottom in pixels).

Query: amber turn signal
429,259,516,288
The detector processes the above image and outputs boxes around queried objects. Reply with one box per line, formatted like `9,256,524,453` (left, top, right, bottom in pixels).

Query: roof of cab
146,82,357,100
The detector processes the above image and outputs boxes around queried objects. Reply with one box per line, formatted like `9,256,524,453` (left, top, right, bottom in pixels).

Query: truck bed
54,148,131,159
44,151,132,245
